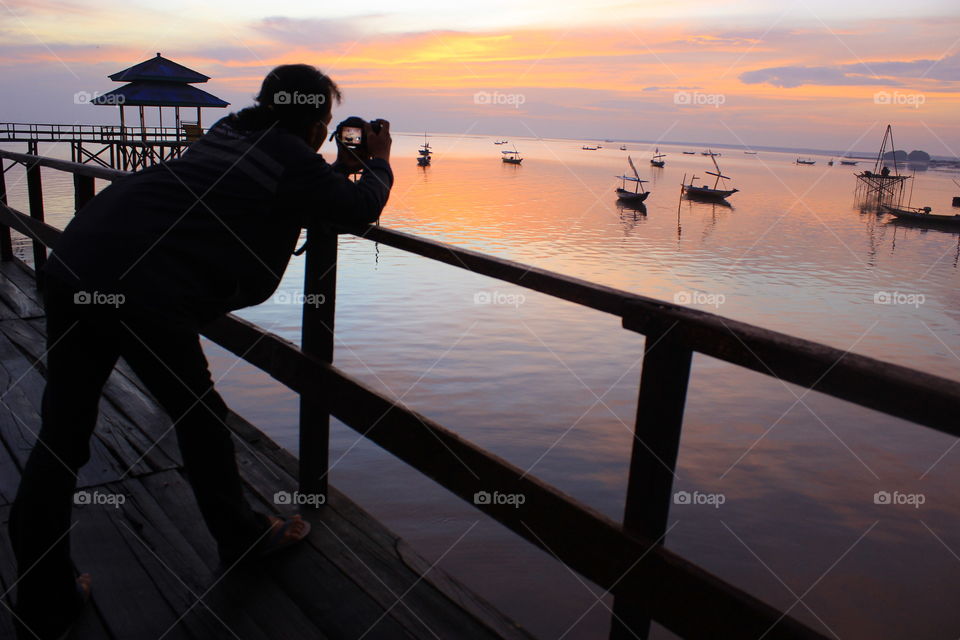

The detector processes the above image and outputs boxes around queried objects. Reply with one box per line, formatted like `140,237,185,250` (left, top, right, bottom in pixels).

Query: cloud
739,66,890,88
841,52,960,82
254,15,384,47
740,53,960,88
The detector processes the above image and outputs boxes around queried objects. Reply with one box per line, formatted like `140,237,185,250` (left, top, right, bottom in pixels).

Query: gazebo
91,53,229,141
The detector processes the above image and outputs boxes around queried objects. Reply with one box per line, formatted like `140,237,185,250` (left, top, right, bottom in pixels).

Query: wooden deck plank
0,262,42,319
108,471,330,640
0,330,122,488
3,317,179,475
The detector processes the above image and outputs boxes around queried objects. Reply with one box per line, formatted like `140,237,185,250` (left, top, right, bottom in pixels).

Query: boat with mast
682,151,738,201
650,147,666,168
501,145,523,164
417,132,431,166
615,155,650,203
493,139,509,145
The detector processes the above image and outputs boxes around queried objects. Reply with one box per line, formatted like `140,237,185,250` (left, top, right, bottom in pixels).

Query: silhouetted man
9,64,393,639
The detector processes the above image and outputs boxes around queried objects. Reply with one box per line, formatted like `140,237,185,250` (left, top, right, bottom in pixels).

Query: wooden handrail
1,149,955,639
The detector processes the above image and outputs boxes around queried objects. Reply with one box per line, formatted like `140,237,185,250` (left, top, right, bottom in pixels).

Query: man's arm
281,161,392,226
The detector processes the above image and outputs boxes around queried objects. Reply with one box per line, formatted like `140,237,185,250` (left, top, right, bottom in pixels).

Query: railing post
610,324,693,639
0,159,12,261
26,157,46,284
298,228,338,503
73,174,95,212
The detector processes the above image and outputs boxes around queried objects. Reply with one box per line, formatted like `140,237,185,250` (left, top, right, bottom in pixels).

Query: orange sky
1,1,958,153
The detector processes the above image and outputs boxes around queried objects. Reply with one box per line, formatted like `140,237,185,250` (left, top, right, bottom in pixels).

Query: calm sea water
3,135,960,639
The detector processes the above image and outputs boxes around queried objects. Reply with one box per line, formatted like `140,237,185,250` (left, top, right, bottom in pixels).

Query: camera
331,116,383,155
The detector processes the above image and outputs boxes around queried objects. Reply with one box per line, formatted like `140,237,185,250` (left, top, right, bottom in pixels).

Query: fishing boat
827,159,834,166
796,158,816,165
582,145,599,150
682,150,696,155
883,205,960,227
619,145,627,151
682,152,738,201
702,150,721,157
650,147,666,168
502,147,523,164
744,151,758,155
493,139,509,145
840,159,858,166
615,155,650,203
417,132,431,166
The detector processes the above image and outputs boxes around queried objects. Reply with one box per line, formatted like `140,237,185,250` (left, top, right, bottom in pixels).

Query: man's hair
236,64,342,137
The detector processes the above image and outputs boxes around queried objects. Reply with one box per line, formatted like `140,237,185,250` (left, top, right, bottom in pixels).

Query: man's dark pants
8,274,269,636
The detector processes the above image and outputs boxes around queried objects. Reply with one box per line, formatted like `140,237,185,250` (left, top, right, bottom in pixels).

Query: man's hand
365,119,391,161
335,141,365,174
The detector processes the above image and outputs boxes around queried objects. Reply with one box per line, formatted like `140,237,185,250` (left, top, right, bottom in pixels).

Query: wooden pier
1,122,194,171
0,148,959,638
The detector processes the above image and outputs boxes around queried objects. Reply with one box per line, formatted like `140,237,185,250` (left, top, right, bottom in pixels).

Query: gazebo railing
0,122,202,143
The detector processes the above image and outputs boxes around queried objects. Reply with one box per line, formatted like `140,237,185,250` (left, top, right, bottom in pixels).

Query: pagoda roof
108,53,210,84
91,81,229,108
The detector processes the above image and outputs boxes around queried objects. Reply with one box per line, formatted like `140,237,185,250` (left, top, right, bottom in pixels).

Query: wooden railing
0,122,199,143
2,149,959,639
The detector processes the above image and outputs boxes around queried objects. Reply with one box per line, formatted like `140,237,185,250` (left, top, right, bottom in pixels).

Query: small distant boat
616,155,650,203
883,205,960,227
827,159,834,166
682,150,696,155
840,160,858,166
582,145,599,150
619,145,627,151
702,150,721,157
493,139,509,145
650,147,666,168
502,146,523,164
682,152,738,200
417,132,431,166
796,158,816,165
744,151,758,155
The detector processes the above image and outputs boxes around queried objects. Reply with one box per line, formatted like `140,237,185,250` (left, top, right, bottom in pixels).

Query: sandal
256,515,311,558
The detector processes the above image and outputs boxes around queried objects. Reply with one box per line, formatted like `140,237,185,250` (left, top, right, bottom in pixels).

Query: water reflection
4,137,960,640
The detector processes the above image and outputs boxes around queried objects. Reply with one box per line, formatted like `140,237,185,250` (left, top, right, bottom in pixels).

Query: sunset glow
1,0,958,152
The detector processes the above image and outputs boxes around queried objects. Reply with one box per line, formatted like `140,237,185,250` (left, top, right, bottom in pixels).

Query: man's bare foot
259,515,311,556
77,573,92,600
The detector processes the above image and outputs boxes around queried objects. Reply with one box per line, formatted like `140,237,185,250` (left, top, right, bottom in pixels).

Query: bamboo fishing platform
0,148,959,638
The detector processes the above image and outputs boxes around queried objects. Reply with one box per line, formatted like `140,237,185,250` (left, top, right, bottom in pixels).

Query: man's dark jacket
44,115,392,329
